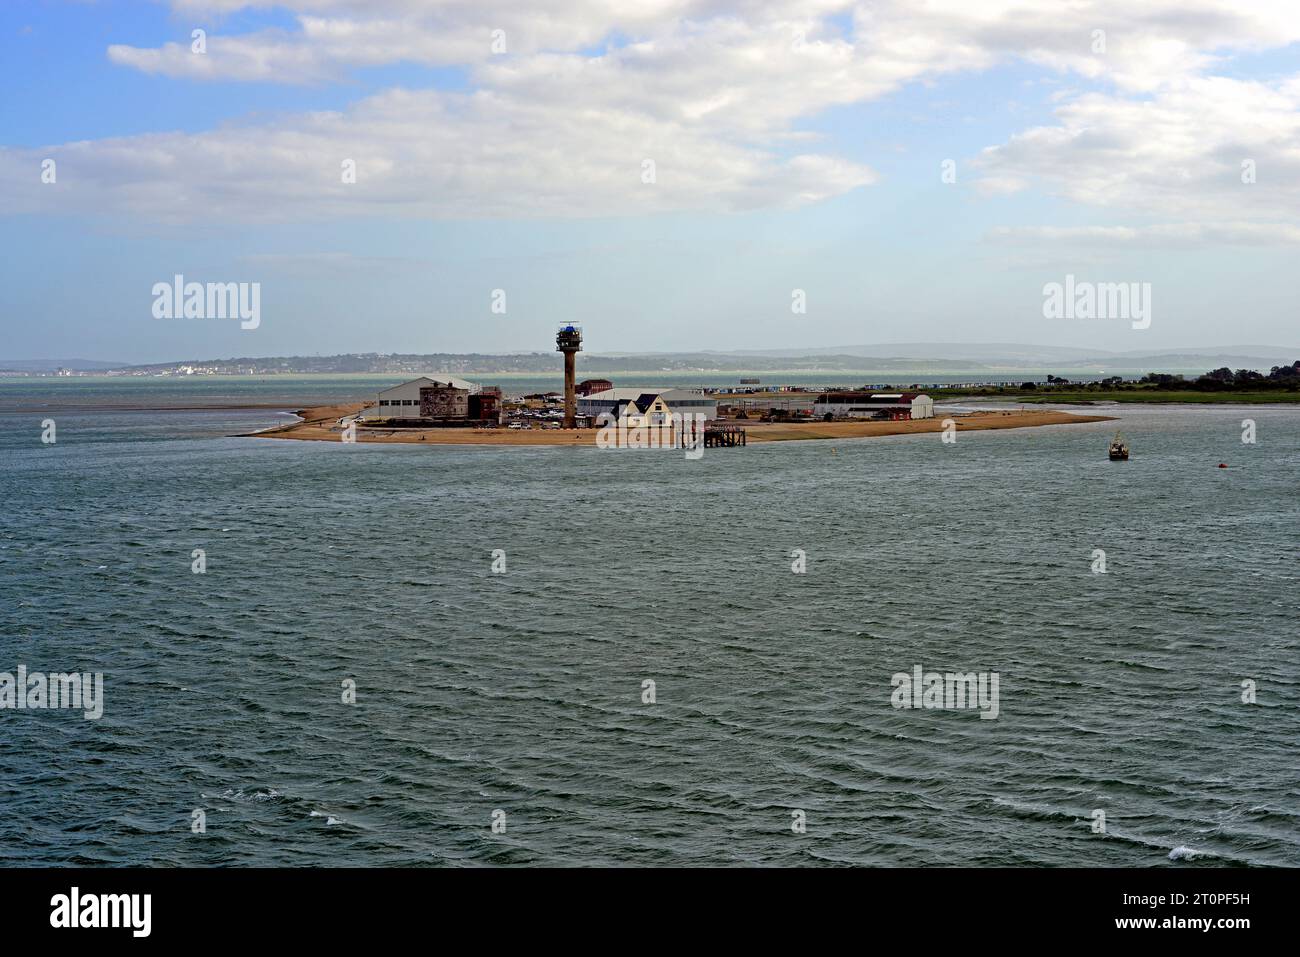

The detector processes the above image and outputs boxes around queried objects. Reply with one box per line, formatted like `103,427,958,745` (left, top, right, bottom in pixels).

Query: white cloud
9,1,1300,226
0,85,874,222
988,223,1300,246
975,75,1300,227
109,2,839,83
113,1,1300,92
13,4,905,223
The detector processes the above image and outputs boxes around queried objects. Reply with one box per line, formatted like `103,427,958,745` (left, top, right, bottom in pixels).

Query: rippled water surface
1,397,1297,866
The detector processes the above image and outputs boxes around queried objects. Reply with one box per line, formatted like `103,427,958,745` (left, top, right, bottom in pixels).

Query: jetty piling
705,424,747,448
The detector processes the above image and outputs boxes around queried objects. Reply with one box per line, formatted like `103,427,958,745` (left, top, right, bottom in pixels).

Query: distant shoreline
936,389,1300,404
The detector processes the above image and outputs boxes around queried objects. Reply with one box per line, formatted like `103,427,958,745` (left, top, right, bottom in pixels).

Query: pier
704,424,747,448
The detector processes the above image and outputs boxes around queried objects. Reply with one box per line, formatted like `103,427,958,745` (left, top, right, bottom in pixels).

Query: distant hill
713,343,1299,370
0,358,124,372
87,352,1007,375
7,344,1295,376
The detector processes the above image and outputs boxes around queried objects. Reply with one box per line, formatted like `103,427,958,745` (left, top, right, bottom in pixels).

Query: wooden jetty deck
704,424,747,448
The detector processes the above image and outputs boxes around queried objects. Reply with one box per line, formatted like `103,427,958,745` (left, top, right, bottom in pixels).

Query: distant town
1,353,1031,378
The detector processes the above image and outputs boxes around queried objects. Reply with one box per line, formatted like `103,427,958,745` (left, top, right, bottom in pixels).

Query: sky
1,0,1298,363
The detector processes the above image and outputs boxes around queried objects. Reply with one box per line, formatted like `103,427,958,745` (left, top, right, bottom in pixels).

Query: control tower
556,324,583,428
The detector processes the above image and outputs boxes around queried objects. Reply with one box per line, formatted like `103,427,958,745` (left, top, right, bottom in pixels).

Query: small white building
366,376,480,419
578,388,717,424
812,392,934,420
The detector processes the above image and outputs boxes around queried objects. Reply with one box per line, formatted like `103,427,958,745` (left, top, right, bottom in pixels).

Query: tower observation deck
556,325,583,428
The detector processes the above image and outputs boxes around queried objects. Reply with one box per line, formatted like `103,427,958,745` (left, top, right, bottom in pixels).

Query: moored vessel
1109,430,1129,460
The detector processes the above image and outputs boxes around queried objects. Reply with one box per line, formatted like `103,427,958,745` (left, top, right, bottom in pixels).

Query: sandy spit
243,404,1116,446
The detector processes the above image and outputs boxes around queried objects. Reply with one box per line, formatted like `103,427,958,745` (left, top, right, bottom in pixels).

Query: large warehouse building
812,392,935,420
358,376,499,425
578,388,717,425
370,376,480,418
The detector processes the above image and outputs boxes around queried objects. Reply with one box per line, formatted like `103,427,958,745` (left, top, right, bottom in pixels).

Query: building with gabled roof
577,387,717,425
364,376,481,420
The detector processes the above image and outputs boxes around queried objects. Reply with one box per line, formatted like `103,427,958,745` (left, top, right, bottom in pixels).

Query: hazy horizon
5,341,1297,374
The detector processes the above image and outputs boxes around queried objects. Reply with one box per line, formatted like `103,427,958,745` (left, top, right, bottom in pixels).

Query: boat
1108,430,1129,460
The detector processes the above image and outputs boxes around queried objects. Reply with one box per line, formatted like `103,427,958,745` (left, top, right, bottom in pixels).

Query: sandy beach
246,404,1116,445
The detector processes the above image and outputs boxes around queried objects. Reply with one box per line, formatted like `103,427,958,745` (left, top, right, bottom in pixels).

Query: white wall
375,377,480,417
377,380,424,416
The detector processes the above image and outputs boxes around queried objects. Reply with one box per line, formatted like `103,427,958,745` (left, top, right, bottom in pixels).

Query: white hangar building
364,376,481,420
